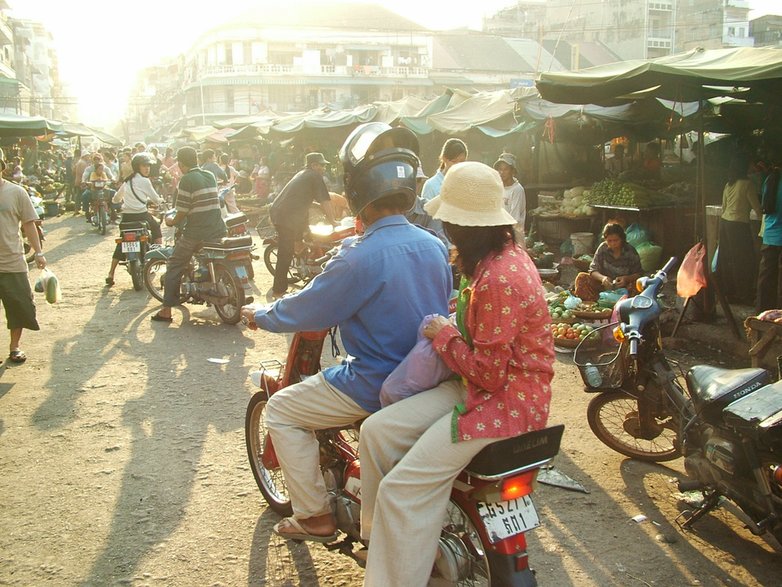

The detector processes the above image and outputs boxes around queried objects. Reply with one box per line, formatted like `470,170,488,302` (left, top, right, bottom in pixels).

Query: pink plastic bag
677,242,707,298
379,315,454,408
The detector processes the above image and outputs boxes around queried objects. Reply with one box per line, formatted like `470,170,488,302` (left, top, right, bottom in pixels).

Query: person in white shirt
105,153,163,286
494,152,526,239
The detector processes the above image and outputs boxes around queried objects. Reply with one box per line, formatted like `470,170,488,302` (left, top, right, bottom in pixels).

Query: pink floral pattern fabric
433,243,554,441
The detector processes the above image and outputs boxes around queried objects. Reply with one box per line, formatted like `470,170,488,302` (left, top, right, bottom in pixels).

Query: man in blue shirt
241,123,452,542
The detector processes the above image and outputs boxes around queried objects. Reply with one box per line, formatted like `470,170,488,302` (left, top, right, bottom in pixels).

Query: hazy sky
8,0,781,130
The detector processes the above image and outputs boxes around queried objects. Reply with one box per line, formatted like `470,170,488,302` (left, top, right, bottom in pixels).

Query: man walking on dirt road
0,148,46,364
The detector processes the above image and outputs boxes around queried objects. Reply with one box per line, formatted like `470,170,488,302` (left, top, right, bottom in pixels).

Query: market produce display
584,179,663,208
551,321,599,347
529,186,596,219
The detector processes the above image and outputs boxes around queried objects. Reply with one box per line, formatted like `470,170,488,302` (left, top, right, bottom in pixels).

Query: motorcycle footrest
677,479,706,492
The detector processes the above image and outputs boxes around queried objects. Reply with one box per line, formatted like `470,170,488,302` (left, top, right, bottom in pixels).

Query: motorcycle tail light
514,552,530,572
124,233,137,241
140,235,148,242
500,470,538,501
772,465,782,486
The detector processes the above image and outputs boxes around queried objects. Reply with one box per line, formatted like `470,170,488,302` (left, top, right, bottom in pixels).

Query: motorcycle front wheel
263,244,302,285
245,391,293,517
129,259,143,291
587,391,680,462
143,258,168,302
99,207,108,235
213,264,244,324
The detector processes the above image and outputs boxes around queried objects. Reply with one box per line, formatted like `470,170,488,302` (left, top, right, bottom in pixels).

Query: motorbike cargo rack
465,424,564,480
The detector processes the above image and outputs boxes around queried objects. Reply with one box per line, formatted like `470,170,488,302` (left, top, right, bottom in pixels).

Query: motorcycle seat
119,221,148,231
202,235,253,250
224,213,248,228
686,365,770,421
464,424,564,480
722,378,782,439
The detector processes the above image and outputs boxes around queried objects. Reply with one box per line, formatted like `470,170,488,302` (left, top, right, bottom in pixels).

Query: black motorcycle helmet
339,122,419,215
131,152,155,174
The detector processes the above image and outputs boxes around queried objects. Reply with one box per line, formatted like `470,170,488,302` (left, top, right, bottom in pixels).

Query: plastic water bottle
584,363,602,387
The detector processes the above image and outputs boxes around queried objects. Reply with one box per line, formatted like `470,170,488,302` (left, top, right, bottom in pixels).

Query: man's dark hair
177,146,198,169
443,222,515,278
202,149,216,161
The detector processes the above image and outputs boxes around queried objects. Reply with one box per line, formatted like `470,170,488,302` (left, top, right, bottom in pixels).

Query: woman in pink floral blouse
359,161,555,586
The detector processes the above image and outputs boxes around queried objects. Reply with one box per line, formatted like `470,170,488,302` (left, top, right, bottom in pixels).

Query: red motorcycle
245,328,562,585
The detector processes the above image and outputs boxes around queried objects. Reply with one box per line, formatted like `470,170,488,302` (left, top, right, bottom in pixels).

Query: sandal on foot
105,277,114,286
150,312,173,323
8,350,26,364
272,517,337,543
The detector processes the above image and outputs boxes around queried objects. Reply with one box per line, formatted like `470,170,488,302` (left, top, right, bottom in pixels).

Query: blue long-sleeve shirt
254,215,452,413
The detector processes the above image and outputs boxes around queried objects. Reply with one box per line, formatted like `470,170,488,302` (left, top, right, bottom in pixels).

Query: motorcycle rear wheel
263,244,302,285
587,391,680,462
212,264,244,324
245,391,292,517
434,501,491,586
143,258,168,302
129,259,143,291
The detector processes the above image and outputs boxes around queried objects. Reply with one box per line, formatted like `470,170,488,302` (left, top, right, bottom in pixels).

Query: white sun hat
424,161,516,227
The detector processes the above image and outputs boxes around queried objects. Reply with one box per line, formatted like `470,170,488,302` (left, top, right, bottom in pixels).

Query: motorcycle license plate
122,241,141,253
476,495,540,543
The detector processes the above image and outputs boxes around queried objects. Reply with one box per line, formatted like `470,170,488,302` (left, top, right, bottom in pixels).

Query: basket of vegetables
551,322,600,348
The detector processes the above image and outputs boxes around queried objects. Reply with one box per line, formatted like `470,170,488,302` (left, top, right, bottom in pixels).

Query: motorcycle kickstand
675,490,720,531
323,536,364,566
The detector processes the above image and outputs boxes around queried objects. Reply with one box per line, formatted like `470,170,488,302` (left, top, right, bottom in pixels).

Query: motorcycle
245,327,563,585
87,180,112,235
143,214,254,324
259,219,356,286
574,257,782,546
220,191,259,280
115,220,150,291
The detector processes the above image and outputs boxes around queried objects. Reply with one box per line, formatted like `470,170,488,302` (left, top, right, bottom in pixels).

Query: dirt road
0,213,778,586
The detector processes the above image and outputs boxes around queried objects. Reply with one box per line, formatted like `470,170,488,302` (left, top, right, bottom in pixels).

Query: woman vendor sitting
574,223,643,302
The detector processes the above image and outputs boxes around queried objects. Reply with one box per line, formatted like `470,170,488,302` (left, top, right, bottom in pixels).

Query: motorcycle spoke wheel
143,259,168,302
587,392,680,462
263,245,302,285
212,264,244,324
245,392,292,517
433,501,490,586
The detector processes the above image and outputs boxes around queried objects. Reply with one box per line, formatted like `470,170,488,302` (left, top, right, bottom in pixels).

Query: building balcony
722,34,754,47
725,0,750,9
0,59,13,78
189,63,429,84
0,16,11,45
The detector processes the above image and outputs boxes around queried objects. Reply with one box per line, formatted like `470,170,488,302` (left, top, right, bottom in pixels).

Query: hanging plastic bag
710,244,719,274
36,268,62,304
379,315,454,408
625,223,649,249
677,242,707,298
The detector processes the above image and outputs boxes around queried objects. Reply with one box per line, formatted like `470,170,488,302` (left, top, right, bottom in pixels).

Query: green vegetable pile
586,180,655,208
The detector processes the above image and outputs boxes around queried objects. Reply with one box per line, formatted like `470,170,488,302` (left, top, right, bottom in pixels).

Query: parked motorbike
245,327,563,585
222,203,259,280
259,219,356,285
115,220,150,291
574,257,782,546
143,215,254,324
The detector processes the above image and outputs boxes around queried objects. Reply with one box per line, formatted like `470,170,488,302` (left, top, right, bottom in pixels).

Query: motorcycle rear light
124,233,137,241
500,470,538,501
140,235,148,242
514,552,530,572
773,465,782,485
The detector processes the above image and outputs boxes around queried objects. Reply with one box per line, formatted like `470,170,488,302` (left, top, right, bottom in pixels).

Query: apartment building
751,13,782,47
11,17,63,118
484,0,753,63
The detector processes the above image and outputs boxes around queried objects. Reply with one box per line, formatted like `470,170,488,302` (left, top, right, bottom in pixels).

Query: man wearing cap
494,152,526,238
0,148,46,364
80,153,116,218
268,152,336,298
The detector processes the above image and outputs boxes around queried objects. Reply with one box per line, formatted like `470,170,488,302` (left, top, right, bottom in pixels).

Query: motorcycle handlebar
659,257,678,279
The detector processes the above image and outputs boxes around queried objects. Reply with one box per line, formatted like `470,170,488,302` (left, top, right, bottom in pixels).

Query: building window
225,43,233,65
728,26,735,36
225,89,234,111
